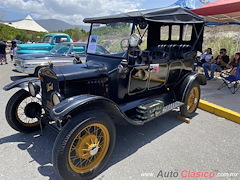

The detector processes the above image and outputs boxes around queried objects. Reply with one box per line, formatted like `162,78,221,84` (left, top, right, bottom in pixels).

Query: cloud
1,0,141,25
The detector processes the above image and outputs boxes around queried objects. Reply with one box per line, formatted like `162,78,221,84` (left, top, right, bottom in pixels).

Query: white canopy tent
4,15,48,32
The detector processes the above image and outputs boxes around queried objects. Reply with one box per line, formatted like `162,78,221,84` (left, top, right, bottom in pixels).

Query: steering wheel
128,45,142,58
120,39,129,52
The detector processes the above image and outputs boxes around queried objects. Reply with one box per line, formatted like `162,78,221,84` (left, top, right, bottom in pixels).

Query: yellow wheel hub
76,134,99,159
187,86,199,113
68,123,110,173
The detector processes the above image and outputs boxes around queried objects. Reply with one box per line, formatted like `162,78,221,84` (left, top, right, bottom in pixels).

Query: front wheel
34,66,43,77
53,111,116,180
180,81,200,117
5,89,42,133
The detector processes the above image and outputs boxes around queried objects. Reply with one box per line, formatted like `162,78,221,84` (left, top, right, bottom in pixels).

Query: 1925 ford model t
4,6,206,180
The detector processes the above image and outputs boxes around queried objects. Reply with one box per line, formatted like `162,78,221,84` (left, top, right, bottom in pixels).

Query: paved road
0,60,240,180
201,77,240,113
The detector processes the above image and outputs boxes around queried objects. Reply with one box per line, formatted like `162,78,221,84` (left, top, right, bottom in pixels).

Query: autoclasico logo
157,170,215,178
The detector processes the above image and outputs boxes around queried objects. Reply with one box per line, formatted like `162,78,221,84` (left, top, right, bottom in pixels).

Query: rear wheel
5,89,42,133
53,111,116,180
180,81,200,117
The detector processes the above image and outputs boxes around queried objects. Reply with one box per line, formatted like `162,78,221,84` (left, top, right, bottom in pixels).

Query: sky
0,0,216,25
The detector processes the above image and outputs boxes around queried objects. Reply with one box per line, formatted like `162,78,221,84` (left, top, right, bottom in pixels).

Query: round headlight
51,92,62,106
28,82,40,97
129,33,140,47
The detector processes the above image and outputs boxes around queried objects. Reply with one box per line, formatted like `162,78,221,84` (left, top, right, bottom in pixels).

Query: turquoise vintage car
16,33,72,54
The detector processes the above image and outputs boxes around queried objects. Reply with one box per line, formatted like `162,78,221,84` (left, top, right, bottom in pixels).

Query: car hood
53,61,108,81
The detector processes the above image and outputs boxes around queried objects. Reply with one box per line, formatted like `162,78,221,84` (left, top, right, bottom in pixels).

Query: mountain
35,19,90,32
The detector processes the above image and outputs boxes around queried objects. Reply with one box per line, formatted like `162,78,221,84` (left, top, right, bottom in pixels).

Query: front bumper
15,65,35,75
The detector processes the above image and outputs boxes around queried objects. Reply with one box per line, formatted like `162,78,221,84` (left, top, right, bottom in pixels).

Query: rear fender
3,77,39,91
180,73,206,101
174,72,206,101
50,94,129,125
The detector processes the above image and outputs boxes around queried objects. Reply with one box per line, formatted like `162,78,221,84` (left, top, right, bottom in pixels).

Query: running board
134,101,184,125
162,101,184,114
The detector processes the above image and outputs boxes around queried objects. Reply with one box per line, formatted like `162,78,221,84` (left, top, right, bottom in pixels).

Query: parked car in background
14,42,109,76
16,33,72,54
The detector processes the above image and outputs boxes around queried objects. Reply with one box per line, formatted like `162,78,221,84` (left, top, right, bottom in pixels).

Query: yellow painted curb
199,100,240,124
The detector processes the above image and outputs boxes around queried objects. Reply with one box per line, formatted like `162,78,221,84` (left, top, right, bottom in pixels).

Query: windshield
42,36,52,43
87,22,132,57
50,44,71,54
50,44,86,54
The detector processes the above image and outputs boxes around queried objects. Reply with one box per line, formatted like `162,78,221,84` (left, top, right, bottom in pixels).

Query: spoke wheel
16,98,41,127
5,89,42,133
180,81,200,117
53,111,116,180
187,87,200,114
68,123,110,173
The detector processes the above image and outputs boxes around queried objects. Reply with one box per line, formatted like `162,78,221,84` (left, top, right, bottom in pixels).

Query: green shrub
204,36,239,59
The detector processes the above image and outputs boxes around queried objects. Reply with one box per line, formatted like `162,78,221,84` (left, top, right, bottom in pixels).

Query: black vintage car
4,6,206,180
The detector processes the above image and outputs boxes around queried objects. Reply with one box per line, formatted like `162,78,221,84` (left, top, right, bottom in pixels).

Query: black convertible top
83,6,205,24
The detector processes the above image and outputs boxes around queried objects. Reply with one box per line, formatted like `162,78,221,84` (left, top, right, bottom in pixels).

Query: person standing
10,47,14,61
0,40,7,65
11,39,17,48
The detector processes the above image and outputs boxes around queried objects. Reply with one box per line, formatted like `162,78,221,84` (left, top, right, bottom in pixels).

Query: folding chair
218,62,240,94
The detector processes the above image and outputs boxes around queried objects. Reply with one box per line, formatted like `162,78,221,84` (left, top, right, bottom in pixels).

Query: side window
72,46,85,54
171,25,180,40
160,25,169,41
182,25,192,41
53,36,68,44
60,37,67,42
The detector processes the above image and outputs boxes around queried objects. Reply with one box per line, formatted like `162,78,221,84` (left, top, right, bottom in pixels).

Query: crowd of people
194,48,240,80
0,40,17,65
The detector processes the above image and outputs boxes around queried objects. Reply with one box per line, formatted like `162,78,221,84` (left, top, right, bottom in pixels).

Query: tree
14,30,47,42
71,27,82,41
0,24,20,40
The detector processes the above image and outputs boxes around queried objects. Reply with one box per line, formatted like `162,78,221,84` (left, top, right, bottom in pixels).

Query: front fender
50,95,123,119
3,77,40,91
50,94,131,124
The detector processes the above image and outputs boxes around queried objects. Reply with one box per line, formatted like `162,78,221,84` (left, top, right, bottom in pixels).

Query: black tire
180,81,200,117
5,89,42,133
34,66,42,77
53,110,116,180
